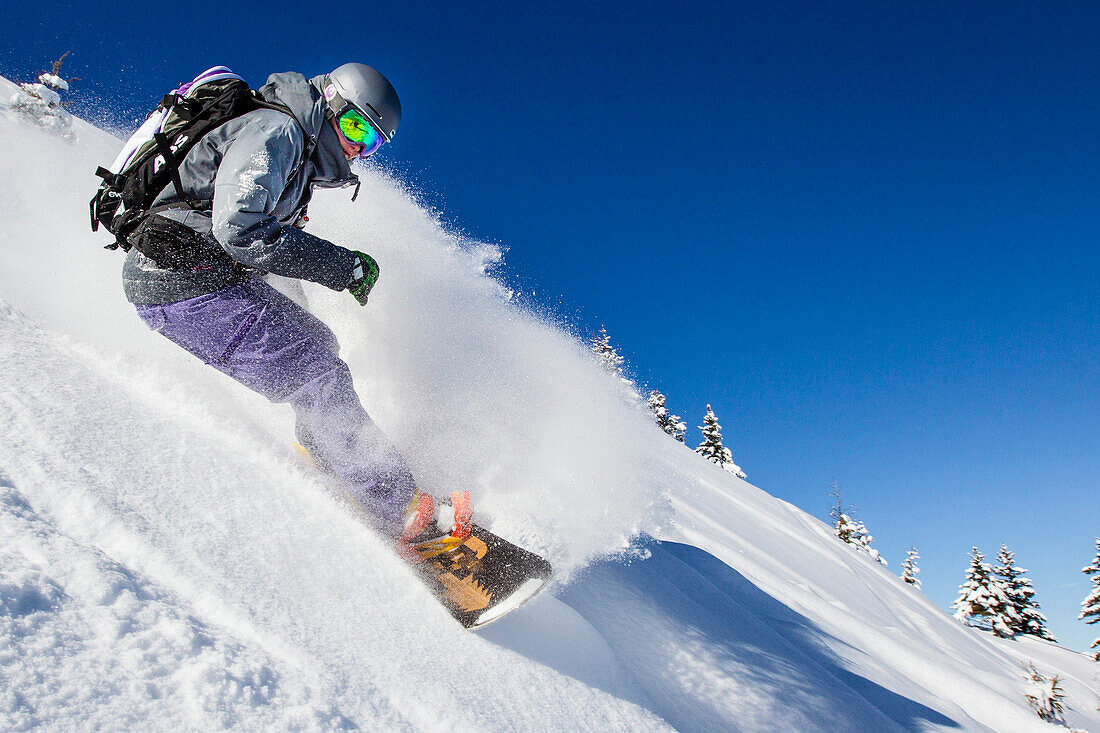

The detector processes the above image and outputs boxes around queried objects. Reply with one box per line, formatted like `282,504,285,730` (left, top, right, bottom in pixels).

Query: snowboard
409,522,553,629
292,443,551,628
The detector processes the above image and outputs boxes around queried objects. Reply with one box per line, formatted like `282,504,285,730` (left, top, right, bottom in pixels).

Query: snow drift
1,76,1097,731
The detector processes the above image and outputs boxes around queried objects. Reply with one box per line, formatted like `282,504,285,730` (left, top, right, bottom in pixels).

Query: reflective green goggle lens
337,107,385,157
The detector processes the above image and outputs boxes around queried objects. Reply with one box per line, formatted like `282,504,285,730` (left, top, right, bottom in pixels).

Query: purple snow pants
136,276,415,536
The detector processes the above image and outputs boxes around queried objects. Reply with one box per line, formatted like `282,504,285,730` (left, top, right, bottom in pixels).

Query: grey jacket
121,72,359,305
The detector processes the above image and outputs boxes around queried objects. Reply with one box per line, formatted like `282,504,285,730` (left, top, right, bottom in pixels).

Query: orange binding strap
398,490,436,544
450,490,473,540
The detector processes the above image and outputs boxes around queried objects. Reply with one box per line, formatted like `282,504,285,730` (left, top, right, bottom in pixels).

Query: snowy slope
1,78,1098,731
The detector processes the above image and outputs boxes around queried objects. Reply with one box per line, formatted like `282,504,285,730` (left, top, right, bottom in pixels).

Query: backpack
89,66,298,256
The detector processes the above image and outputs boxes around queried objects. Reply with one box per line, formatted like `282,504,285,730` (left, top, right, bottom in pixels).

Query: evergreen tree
1079,537,1100,662
828,482,887,566
1022,662,1067,725
647,390,686,442
994,545,1056,641
848,517,887,567
832,511,859,544
952,547,1016,638
589,325,625,377
695,404,746,478
829,482,856,542
901,547,921,589
588,325,639,400
7,52,77,137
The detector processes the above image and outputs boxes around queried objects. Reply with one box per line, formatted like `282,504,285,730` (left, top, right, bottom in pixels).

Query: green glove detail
348,251,380,306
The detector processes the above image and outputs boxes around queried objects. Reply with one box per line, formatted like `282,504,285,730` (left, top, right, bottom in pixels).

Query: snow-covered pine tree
589,325,639,400
829,482,853,540
1080,537,1100,662
1022,662,1067,725
6,52,76,137
828,482,887,566
901,547,921,589
590,325,625,376
647,390,686,442
952,547,1016,638
833,511,858,544
849,517,888,567
695,404,746,478
995,545,1056,641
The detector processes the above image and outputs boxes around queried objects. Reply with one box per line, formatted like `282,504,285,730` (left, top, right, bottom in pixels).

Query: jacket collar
310,121,358,188
257,72,359,189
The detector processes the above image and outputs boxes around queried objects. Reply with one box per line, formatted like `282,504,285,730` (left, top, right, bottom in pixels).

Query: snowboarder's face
330,107,385,161
330,117,366,160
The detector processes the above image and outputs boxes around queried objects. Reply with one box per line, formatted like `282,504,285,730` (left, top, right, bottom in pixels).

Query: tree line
588,324,1099,668
828,482,1100,667
590,325,747,479
829,487,1099,725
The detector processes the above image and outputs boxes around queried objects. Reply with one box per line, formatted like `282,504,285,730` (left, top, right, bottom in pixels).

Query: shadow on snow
483,538,958,733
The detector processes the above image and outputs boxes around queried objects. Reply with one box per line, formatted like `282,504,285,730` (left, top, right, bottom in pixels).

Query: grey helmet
322,62,401,142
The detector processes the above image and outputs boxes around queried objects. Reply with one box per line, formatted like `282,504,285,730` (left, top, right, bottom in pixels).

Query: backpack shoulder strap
90,71,315,247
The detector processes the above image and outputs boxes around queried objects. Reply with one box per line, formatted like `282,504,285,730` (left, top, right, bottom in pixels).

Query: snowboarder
120,63,457,554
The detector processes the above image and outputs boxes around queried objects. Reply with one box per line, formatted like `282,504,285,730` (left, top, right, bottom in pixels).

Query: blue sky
4,1,1097,650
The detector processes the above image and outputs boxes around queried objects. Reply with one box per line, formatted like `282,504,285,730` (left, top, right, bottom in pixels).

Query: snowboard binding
394,488,551,628
396,489,474,562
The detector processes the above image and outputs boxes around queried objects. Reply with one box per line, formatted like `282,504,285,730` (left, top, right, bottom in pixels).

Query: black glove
348,251,380,306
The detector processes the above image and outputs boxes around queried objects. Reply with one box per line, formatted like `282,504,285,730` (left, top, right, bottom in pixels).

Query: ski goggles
337,107,385,158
